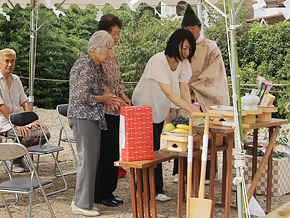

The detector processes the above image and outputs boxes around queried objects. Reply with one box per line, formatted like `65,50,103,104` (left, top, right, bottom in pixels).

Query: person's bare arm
0,104,12,120
158,82,199,118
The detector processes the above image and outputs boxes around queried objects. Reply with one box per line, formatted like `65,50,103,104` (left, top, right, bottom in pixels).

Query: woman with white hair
68,30,121,217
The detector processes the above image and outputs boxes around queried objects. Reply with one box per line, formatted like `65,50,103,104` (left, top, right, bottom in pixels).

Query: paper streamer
187,135,193,162
201,134,209,161
203,4,210,28
128,0,140,11
252,0,266,10
283,0,290,20
154,7,161,17
44,0,66,18
0,8,10,21
95,8,103,21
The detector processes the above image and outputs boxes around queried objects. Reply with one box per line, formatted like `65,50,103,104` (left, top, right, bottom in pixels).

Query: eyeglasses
95,47,112,55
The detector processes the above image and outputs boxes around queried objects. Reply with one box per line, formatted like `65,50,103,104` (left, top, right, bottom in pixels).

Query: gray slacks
69,118,101,209
1,126,50,147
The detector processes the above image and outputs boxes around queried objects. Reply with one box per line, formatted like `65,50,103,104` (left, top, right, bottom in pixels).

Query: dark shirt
68,53,107,130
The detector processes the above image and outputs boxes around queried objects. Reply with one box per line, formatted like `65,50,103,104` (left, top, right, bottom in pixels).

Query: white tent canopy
0,0,219,9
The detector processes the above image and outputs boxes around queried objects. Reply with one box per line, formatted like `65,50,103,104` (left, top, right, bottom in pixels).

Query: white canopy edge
0,0,220,9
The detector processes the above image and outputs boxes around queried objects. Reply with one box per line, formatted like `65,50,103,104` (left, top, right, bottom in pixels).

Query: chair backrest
9,112,38,126
9,111,51,147
57,104,68,117
0,143,28,161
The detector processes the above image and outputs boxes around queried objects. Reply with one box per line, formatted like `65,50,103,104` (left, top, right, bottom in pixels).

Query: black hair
164,28,196,62
97,14,122,32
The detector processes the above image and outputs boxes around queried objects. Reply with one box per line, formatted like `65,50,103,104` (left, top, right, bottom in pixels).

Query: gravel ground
0,107,289,218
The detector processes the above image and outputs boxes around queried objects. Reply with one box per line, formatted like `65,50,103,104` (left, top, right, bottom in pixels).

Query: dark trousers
94,114,120,201
153,121,164,194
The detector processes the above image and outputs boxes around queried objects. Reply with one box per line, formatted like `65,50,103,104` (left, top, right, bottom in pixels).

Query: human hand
16,126,31,137
120,92,131,106
188,104,201,119
31,121,40,129
31,121,48,130
120,98,129,107
122,95,131,106
103,93,122,111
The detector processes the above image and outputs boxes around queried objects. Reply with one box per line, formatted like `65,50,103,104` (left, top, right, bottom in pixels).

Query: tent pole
29,0,36,109
197,0,205,36
227,0,247,217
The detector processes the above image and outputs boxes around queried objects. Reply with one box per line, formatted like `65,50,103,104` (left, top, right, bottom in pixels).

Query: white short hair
0,48,16,60
88,30,114,53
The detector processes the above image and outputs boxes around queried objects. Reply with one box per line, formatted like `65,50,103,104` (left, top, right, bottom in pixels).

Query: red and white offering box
120,106,154,162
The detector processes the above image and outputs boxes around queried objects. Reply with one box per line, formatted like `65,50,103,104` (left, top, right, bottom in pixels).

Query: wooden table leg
177,157,185,218
149,167,157,218
266,127,274,213
222,149,227,205
209,133,217,218
248,127,279,201
193,158,200,197
136,169,144,218
130,168,138,218
252,128,258,197
225,134,233,218
142,168,150,218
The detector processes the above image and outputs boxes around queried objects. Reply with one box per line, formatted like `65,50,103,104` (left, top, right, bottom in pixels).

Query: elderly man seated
0,48,50,173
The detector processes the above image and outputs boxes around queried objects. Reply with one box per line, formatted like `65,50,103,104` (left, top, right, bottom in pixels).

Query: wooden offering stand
208,109,262,124
257,106,278,122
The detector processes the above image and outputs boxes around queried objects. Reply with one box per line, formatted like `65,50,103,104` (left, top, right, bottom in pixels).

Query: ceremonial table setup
115,105,287,218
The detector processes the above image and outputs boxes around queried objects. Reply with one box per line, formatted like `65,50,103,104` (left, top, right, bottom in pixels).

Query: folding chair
0,160,19,206
0,135,17,173
56,104,78,176
8,111,67,196
0,143,55,218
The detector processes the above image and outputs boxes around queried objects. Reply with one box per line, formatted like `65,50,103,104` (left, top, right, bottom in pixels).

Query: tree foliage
0,3,289,120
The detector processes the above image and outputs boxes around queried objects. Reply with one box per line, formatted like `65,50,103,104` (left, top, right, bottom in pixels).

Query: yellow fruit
171,128,189,134
163,123,176,132
176,124,189,131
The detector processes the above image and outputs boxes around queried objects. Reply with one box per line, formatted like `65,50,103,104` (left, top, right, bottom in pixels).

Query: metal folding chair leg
0,161,19,207
46,152,67,196
0,193,13,218
54,151,77,177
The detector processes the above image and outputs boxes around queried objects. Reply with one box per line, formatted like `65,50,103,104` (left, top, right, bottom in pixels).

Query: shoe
172,177,178,183
71,201,100,216
113,197,124,204
205,179,210,185
156,193,171,202
19,158,30,172
12,163,24,173
101,199,118,207
72,200,100,212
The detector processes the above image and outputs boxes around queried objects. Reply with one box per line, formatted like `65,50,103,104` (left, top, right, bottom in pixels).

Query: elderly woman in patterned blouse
68,30,121,217
94,14,130,208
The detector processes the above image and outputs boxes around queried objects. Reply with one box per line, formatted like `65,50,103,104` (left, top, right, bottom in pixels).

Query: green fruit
193,118,204,126
163,123,176,132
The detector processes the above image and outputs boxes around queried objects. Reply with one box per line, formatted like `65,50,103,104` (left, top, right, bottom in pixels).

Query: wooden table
162,126,234,218
163,118,287,218
244,118,288,213
114,150,176,218
116,118,287,218
193,118,287,216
